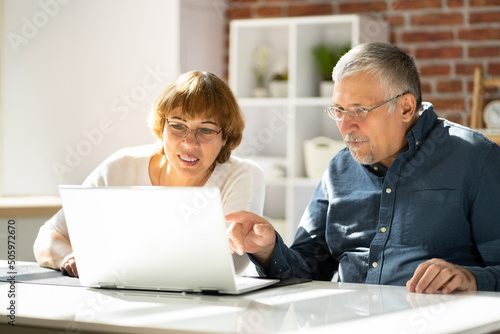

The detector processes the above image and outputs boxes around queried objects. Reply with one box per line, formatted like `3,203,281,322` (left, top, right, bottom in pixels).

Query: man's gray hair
332,42,422,113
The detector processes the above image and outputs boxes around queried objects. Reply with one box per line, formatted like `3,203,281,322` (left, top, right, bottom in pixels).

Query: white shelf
230,15,389,244
237,98,290,106
0,196,61,217
238,97,332,106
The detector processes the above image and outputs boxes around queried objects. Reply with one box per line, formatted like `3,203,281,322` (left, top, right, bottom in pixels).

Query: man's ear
401,93,417,122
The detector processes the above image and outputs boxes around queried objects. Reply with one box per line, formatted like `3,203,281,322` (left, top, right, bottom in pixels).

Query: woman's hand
59,253,79,277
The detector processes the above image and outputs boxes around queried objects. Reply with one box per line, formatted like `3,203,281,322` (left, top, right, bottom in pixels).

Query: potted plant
312,43,350,97
268,53,288,98
269,72,288,97
251,45,270,97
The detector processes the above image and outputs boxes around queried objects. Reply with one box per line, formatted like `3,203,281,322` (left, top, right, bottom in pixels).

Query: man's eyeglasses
325,91,410,122
166,119,222,144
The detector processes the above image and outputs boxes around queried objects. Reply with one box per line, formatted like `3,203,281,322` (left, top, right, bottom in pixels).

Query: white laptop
59,185,279,295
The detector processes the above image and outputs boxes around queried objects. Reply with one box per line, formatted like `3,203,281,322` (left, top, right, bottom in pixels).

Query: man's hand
406,258,477,294
225,211,276,269
60,253,79,277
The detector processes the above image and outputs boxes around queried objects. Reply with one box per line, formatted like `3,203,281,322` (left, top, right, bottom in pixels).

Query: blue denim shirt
253,103,500,291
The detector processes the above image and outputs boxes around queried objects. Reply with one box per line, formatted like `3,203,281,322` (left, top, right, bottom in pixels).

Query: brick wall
225,0,500,126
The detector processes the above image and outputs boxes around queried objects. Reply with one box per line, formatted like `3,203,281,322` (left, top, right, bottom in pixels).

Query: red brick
257,6,282,17
229,0,257,3
419,65,452,76
488,63,500,75
487,87,500,95
468,80,499,93
470,0,500,6
287,4,332,16
459,28,500,40
227,8,252,19
402,30,454,43
392,0,442,10
442,112,466,125
421,82,432,94
437,80,462,92
448,0,464,7
456,63,483,75
224,33,229,49
455,114,469,126
467,80,474,93
430,98,465,111
411,13,463,26
469,46,500,58
415,46,463,59
445,112,468,125
470,12,500,24
467,80,500,93
388,15,405,26
391,31,397,44
402,47,414,55
339,1,387,13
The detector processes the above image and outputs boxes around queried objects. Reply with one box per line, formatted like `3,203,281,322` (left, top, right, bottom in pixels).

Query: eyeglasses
165,119,222,144
325,91,410,122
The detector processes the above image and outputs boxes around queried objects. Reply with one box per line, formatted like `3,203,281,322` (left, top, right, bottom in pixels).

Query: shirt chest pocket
397,189,468,248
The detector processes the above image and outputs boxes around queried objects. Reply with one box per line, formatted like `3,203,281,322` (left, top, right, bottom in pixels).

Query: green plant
271,72,288,81
312,44,350,81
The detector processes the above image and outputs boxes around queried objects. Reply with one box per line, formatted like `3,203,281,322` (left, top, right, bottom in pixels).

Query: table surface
2,263,500,334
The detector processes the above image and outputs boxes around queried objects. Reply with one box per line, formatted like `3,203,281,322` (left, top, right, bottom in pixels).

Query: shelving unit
471,67,500,145
229,15,389,244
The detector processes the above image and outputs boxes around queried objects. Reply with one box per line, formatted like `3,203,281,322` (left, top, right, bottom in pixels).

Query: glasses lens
326,107,343,121
168,122,188,137
196,129,218,144
350,108,367,122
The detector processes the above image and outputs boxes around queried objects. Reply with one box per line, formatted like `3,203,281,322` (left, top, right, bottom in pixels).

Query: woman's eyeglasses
166,119,222,144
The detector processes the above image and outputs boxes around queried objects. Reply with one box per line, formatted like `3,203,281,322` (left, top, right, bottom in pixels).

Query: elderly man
227,42,500,294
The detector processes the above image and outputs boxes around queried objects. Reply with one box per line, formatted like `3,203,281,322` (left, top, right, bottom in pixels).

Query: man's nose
337,114,358,134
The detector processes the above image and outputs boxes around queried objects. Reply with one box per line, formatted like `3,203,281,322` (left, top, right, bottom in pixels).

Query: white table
1,266,500,334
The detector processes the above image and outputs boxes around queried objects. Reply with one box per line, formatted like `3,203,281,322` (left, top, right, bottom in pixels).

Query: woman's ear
401,93,417,122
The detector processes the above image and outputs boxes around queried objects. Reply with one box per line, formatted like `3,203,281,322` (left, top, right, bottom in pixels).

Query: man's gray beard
349,149,375,165
345,134,374,165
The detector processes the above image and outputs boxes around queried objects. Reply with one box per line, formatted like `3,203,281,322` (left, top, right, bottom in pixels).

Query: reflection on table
1,276,500,333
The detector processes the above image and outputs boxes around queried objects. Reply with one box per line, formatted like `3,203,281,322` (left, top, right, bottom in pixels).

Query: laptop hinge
99,282,118,289
200,288,220,295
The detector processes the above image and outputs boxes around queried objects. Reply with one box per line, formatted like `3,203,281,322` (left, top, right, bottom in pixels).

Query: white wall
0,0,225,196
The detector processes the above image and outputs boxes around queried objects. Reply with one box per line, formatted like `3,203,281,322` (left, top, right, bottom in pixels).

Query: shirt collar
406,102,438,152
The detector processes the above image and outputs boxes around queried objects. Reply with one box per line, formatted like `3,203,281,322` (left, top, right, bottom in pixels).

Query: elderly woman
34,71,265,277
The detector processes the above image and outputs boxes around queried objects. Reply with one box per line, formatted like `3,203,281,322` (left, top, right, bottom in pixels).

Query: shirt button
372,262,378,268
380,227,387,233
373,166,379,171
386,188,392,194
